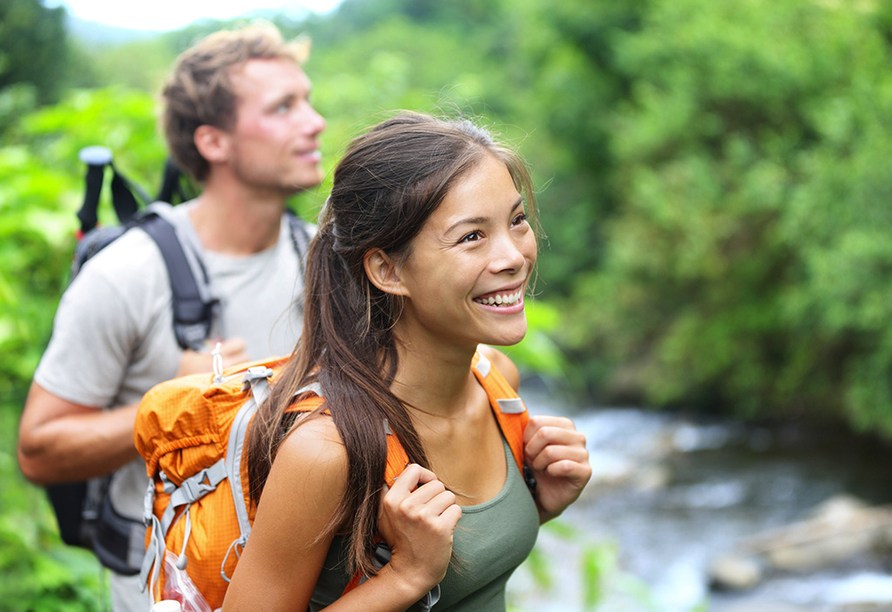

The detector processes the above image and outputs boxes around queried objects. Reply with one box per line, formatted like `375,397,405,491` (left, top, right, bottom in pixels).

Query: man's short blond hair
160,22,310,182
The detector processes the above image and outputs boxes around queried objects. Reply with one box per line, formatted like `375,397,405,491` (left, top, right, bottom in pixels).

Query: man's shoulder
74,225,169,292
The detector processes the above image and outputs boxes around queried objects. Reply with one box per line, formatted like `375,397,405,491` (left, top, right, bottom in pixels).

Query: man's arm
17,337,252,485
17,382,139,485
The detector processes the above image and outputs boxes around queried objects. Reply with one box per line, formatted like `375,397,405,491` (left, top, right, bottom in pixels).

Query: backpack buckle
244,366,274,383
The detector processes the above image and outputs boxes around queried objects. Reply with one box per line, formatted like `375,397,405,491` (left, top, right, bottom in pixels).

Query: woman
224,112,591,611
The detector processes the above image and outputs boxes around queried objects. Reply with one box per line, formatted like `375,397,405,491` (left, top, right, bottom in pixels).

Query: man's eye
275,101,292,113
459,231,483,243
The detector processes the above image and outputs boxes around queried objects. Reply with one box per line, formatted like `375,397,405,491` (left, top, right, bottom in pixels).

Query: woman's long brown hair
247,111,537,579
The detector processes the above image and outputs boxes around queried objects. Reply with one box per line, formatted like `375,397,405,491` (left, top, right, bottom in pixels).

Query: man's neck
190,177,287,256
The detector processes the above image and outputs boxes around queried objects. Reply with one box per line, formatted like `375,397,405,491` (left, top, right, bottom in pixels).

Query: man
17,22,325,611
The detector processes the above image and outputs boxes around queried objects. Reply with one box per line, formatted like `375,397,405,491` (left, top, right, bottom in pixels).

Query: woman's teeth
475,290,523,306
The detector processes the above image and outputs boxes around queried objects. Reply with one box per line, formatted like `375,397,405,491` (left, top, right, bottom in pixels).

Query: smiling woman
220,111,592,612
51,0,343,31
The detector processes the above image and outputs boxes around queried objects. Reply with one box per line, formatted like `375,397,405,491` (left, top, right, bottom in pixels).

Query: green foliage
0,0,71,105
561,0,892,432
0,83,36,135
0,87,167,403
0,88,169,610
503,299,579,384
0,401,103,612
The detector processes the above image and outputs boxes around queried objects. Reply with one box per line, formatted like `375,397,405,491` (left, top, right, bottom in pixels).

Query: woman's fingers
382,464,461,525
527,443,590,474
387,463,437,494
377,464,462,588
523,415,586,457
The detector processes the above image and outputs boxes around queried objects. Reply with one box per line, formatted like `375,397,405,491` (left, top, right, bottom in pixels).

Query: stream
507,384,892,611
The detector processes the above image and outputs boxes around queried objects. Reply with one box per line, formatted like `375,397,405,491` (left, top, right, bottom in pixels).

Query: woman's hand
377,464,462,595
524,415,591,523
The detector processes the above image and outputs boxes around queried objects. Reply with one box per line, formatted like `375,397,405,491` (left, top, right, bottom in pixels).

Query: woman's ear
194,124,230,164
364,248,409,297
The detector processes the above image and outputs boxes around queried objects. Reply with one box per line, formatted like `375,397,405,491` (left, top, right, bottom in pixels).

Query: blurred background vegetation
2,0,892,609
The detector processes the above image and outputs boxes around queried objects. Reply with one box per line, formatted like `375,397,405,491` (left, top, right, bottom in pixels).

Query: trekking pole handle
78,146,113,166
76,146,114,238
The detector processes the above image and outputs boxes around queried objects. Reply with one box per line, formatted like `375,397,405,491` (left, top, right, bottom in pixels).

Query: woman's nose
491,232,532,274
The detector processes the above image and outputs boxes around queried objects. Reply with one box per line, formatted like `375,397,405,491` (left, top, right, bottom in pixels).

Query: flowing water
507,384,892,611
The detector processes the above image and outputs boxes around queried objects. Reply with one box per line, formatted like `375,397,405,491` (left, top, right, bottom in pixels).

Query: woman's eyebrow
444,197,524,234
446,216,487,234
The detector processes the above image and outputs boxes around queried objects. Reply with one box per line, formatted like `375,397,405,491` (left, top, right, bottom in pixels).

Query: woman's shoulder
269,414,348,498
477,344,520,391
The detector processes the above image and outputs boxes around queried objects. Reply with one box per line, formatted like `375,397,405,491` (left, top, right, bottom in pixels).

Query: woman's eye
512,212,528,227
459,230,483,243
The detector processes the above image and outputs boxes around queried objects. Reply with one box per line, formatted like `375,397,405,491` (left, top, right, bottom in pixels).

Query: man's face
224,57,326,196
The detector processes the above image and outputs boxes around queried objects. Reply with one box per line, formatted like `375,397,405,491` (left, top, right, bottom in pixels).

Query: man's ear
194,124,230,164
364,248,409,297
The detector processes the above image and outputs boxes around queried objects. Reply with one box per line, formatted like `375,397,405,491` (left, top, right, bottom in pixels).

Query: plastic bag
160,550,213,612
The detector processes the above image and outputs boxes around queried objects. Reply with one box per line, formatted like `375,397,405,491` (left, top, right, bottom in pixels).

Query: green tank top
308,438,540,611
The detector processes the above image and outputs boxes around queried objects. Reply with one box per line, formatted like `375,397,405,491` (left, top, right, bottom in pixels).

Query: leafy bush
0,87,167,612
561,0,892,432
0,405,102,612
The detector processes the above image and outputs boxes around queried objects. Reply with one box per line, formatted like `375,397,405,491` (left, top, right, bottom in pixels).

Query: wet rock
708,553,763,591
585,450,636,488
709,494,892,594
633,464,672,491
584,450,672,493
742,494,892,572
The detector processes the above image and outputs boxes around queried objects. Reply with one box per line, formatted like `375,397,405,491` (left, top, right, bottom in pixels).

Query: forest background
2,0,892,608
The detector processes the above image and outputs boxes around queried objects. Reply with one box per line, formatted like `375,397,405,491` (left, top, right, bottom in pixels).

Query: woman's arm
222,416,346,611
223,417,461,612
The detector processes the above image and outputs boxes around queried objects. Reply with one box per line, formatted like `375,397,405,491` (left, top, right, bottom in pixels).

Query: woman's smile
473,286,525,311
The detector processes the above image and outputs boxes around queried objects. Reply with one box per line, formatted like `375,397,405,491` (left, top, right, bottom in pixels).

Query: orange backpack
134,350,530,609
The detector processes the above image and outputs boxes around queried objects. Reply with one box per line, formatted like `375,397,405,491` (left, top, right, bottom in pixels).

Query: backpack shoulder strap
76,146,147,237
284,387,415,599
285,353,527,486
285,210,313,263
133,204,219,351
471,351,529,475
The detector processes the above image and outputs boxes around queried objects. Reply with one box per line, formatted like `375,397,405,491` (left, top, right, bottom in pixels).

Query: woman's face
393,153,537,353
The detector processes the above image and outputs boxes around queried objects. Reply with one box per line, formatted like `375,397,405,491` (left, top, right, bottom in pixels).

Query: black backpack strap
155,157,191,205
286,209,313,268
76,146,148,236
77,161,105,236
108,162,145,224
286,210,312,316
137,211,219,351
